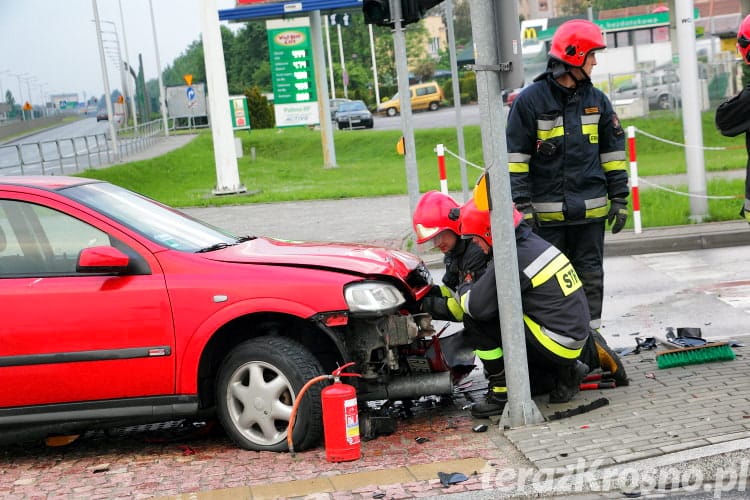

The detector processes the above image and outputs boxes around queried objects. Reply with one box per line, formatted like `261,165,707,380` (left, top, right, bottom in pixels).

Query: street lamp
22,76,37,120
118,0,138,130
12,72,29,120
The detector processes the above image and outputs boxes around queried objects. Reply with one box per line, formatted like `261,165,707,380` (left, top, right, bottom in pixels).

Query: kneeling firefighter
456,199,592,418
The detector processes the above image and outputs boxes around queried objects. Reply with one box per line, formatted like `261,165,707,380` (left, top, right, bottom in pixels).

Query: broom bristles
656,342,735,370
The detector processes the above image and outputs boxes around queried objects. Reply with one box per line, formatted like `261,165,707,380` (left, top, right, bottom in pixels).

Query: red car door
0,195,175,408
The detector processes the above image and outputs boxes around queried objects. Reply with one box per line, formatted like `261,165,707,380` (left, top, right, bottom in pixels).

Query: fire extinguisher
321,363,361,462
286,362,361,462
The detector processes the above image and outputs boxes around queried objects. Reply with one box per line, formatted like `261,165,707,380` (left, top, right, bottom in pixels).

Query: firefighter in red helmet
456,199,592,418
506,19,628,354
412,191,489,323
715,14,750,224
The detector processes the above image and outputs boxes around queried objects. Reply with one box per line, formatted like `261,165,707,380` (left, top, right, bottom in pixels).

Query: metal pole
337,24,348,99
369,24,381,106
324,16,335,99
311,11,337,169
118,0,138,131
390,0,420,217
148,0,169,136
468,0,543,428
675,0,708,221
92,0,119,160
445,0,469,201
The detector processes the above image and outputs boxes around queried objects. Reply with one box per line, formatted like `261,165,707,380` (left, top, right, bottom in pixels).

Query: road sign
186,86,196,108
23,102,32,111
329,12,352,26
184,74,193,86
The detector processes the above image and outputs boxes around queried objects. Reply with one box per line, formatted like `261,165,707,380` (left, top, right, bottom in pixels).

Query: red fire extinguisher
321,362,361,463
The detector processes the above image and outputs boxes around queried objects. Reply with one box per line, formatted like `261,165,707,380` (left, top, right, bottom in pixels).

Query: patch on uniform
612,113,624,136
589,134,599,144
584,107,599,114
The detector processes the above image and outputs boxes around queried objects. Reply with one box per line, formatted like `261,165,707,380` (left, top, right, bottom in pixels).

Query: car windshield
339,101,366,112
62,182,239,252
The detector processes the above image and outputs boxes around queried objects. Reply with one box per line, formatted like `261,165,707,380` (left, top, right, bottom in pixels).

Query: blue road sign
186,86,196,108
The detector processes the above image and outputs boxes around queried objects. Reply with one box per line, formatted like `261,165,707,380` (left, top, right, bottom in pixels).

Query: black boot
549,361,588,404
471,372,507,418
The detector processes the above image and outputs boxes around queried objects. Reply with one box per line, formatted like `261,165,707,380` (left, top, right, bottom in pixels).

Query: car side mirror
77,246,130,274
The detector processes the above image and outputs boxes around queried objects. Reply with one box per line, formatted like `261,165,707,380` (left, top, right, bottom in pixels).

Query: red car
0,177,464,451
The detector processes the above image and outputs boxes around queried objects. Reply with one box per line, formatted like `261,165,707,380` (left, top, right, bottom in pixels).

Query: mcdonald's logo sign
523,27,538,39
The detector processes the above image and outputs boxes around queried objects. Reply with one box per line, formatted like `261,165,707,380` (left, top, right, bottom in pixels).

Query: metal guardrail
0,119,164,176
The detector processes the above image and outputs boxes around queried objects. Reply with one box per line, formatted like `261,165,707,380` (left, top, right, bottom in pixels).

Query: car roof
0,176,100,191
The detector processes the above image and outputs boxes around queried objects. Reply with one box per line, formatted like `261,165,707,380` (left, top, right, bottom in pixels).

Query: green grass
76,110,750,228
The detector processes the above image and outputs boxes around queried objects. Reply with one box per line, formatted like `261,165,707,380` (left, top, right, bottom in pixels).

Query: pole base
212,185,248,196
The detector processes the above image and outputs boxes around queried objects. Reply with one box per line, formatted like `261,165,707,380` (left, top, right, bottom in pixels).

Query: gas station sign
266,17,318,127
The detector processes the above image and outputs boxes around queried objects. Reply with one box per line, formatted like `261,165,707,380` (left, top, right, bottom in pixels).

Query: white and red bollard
435,143,448,194
627,126,642,234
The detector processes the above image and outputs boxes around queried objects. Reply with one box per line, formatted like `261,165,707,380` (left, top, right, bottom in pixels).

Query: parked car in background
614,70,681,110
0,176,454,453
377,81,444,116
334,100,373,129
328,98,351,121
96,108,108,122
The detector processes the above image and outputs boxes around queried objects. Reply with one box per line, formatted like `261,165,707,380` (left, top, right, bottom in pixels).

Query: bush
442,72,477,105
245,86,275,129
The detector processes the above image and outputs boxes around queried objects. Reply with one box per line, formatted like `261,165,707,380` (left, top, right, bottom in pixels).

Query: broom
654,331,736,369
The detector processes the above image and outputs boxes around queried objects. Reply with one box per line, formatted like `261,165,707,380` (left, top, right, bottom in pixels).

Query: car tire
386,107,397,117
657,94,673,110
366,121,373,129
215,336,324,452
428,102,439,111
338,122,345,130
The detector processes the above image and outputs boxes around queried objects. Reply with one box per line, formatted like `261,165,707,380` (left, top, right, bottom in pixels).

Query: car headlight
345,282,405,313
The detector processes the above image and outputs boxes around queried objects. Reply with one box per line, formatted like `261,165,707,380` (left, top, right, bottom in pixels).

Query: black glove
607,198,628,234
515,202,537,230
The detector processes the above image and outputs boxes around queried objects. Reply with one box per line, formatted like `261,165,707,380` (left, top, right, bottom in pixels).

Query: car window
339,102,366,112
63,181,236,252
0,200,108,276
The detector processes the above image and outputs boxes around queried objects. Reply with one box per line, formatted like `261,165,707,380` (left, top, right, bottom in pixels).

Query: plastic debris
438,471,469,487
472,424,488,433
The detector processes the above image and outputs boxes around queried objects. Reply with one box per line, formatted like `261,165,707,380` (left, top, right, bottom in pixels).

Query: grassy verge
76,110,748,227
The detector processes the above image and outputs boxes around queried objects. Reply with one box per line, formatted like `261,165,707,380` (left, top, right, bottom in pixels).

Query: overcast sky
0,0,240,104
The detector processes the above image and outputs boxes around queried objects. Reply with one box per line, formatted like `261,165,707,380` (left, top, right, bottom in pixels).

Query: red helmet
459,199,493,245
412,191,460,244
738,14,750,64
459,200,524,246
549,19,606,68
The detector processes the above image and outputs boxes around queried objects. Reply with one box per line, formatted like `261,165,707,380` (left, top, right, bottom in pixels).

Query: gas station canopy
219,0,363,21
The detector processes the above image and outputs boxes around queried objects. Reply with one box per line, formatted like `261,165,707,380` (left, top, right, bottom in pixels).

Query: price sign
267,23,316,106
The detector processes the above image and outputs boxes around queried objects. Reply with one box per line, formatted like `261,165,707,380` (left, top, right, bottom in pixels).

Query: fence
0,119,164,176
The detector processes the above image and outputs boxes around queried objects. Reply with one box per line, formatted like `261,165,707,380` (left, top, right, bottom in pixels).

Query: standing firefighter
506,20,628,363
456,199,591,418
716,13,750,223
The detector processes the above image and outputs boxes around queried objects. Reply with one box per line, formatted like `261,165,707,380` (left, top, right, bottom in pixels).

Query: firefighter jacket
424,238,490,322
715,85,750,218
506,72,628,226
458,222,590,361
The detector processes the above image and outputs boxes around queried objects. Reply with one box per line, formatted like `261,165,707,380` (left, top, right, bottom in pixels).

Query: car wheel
338,122,345,130
429,102,439,111
366,121,374,129
386,107,397,117
216,336,324,451
657,94,673,110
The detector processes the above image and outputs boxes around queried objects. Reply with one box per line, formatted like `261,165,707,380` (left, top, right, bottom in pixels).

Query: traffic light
402,0,444,26
363,0,391,27
363,0,445,28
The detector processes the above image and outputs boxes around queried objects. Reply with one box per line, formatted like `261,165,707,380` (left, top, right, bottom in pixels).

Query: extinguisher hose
287,374,332,457
287,362,360,457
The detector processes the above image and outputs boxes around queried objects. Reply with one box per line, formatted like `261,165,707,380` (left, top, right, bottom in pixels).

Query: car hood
206,236,421,280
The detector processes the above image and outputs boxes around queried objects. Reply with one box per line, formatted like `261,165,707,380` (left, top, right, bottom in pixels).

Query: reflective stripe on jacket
507,73,628,225
458,223,590,347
